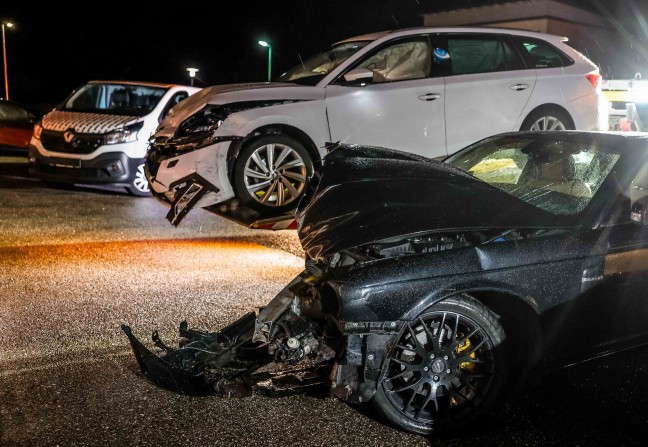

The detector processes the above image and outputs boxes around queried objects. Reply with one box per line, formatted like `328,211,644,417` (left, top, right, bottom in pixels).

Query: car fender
216,100,330,156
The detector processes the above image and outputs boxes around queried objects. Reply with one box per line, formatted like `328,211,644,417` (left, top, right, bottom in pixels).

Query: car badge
63,129,76,144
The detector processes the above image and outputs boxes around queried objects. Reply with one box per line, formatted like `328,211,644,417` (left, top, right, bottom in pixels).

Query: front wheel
126,163,151,196
372,295,508,435
233,135,313,215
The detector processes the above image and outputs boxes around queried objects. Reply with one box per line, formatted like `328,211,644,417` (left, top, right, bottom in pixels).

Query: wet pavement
1,155,648,446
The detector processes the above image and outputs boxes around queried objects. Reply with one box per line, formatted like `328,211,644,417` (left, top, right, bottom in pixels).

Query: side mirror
631,197,648,225
342,68,374,85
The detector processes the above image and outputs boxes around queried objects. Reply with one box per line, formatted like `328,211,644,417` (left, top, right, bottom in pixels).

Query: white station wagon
146,27,609,220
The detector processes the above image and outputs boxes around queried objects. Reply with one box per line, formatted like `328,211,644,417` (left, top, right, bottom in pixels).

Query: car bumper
145,141,236,222
28,145,143,186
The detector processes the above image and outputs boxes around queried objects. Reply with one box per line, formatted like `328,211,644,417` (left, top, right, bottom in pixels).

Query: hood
155,82,324,138
41,110,140,134
297,145,574,261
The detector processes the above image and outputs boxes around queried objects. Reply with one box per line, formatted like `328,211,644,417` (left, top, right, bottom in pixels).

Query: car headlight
105,121,144,145
33,122,42,140
171,106,227,151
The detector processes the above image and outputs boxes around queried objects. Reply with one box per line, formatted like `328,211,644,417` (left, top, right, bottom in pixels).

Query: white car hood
155,82,324,138
42,110,140,134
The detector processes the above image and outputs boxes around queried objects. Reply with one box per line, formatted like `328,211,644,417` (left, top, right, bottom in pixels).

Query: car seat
526,154,591,197
109,88,131,108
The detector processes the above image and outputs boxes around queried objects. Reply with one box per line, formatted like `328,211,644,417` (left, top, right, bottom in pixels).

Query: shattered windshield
446,135,620,215
276,41,371,86
61,83,168,116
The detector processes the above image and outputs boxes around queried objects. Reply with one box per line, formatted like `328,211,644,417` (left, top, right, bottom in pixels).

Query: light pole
1,21,13,100
186,67,199,87
258,40,272,82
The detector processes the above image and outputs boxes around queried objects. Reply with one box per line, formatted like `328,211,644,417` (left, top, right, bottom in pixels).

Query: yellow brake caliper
457,338,476,372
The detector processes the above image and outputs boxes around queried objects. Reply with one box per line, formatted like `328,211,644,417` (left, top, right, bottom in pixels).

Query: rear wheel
521,107,574,131
233,135,313,215
127,163,151,196
372,295,508,435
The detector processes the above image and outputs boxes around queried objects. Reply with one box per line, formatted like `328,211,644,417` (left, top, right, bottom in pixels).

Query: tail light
586,73,602,91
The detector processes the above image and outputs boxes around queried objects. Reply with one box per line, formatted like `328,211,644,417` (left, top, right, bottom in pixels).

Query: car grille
41,130,104,154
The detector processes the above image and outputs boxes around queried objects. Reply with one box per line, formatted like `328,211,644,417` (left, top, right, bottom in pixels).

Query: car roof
335,26,568,46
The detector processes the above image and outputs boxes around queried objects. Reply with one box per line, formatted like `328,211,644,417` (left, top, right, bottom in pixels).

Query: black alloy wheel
372,295,507,435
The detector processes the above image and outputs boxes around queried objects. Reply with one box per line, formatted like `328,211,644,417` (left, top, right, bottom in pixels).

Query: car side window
159,91,189,123
354,37,432,83
444,35,525,76
516,37,573,68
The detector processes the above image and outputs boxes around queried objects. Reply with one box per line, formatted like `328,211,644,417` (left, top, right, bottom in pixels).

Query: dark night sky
1,0,643,110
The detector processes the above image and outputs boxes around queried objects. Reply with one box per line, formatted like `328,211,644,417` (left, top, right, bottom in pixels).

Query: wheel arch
520,103,575,130
465,290,544,380
226,124,321,178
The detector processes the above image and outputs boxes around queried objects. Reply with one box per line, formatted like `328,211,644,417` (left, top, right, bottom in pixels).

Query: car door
325,34,447,158
441,33,536,155
545,164,648,364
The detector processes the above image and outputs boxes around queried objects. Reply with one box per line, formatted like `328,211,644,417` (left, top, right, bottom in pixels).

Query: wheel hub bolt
446,369,451,374
423,366,429,372
443,355,449,361
430,354,435,359
433,375,440,382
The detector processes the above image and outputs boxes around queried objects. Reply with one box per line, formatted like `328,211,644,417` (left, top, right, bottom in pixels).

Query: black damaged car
123,131,648,435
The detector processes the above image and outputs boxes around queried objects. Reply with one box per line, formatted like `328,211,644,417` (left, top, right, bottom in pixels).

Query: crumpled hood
41,110,140,134
155,82,324,138
297,145,573,261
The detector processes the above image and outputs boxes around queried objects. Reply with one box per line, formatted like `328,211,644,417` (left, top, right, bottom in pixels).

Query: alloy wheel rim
243,143,307,207
381,311,495,424
530,116,566,131
133,164,150,192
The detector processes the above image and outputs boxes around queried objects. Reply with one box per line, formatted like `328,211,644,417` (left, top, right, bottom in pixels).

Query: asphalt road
1,155,648,446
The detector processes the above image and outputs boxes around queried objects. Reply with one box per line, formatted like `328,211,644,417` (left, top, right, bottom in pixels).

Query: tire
126,163,151,197
521,107,574,131
372,294,508,435
233,135,313,214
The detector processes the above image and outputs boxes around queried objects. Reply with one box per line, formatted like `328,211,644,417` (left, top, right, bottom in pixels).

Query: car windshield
276,41,371,86
446,135,621,215
61,83,168,116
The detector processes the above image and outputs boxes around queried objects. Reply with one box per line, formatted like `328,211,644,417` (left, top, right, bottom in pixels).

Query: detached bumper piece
121,312,272,395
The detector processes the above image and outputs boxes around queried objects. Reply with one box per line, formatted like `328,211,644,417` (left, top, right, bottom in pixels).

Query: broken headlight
105,121,144,145
173,105,227,151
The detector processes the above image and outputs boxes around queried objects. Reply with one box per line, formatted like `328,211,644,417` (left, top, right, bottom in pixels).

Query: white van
29,80,201,195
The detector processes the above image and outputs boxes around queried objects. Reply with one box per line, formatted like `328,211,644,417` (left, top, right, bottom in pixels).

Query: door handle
509,83,529,91
418,93,441,101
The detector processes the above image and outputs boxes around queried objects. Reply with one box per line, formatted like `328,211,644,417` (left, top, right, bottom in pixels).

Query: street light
1,21,13,100
186,67,199,87
258,40,272,82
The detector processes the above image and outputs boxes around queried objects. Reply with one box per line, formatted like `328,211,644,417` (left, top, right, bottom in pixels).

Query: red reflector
586,73,601,89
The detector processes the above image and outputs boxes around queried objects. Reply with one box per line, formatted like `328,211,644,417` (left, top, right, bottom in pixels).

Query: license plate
49,157,81,168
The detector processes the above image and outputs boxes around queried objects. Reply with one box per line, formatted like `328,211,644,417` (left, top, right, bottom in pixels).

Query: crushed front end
122,260,404,403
